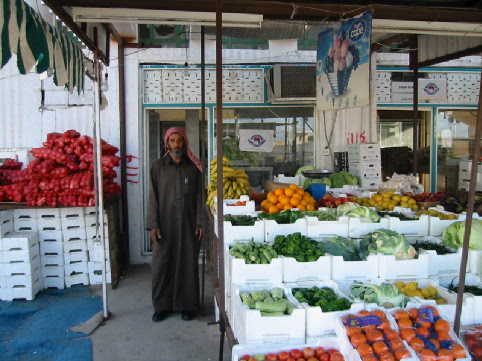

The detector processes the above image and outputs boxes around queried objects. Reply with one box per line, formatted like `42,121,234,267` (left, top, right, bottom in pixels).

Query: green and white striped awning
0,0,84,93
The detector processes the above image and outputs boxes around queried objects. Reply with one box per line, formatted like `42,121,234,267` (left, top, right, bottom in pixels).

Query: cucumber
260,311,286,317
254,301,287,313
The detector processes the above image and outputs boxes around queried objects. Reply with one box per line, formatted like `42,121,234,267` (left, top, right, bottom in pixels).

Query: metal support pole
454,67,482,335
200,25,207,317
93,51,109,320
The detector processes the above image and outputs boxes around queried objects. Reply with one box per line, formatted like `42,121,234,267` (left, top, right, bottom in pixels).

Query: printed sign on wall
316,10,372,111
238,129,274,153
418,78,447,101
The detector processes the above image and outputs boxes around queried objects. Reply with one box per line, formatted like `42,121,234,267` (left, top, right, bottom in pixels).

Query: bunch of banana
206,157,251,208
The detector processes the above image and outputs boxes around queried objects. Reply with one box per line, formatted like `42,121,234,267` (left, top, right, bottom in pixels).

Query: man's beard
168,145,184,158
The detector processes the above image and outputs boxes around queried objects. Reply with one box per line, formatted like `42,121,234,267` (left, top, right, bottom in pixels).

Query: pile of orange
260,184,317,214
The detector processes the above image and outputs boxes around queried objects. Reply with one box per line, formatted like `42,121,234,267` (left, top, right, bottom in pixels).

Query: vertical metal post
409,36,419,175
93,50,109,320
454,68,482,335
200,25,207,316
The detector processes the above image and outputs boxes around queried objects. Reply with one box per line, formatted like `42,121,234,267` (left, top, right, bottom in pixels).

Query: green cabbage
442,219,482,250
337,202,379,223
350,281,406,309
359,229,417,260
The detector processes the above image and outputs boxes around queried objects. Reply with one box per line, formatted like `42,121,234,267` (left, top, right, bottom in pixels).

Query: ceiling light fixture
72,8,263,28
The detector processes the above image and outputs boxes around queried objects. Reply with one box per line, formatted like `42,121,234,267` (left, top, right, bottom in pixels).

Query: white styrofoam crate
0,209,13,224
387,213,429,237
2,231,38,251
83,207,97,216
87,238,109,251
3,243,40,263
349,162,382,180
459,160,482,174
378,252,430,279
0,275,5,289
39,240,64,255
62,227,87,241
458,180,482,192
88,271,112,285
330,254,379,281
87,242,110,263
286,280,365,337
42,276,65,289
347,143,381,163
40,254,64,267
428,211,466,236
264,218,307,243
36,208,61,218
64,262,88,276
4,278,43,301
273,174,302,186
358,178,382,189
65,273,89,288
347,217,390,238
458,172,482,183
214,196,256,216
0,250,3,262
84,214,108,227
13,218,37,231
281,255,331,283
2,255,41,276
88,261,111,274
0,219,13,238
0,289,5,300
232,283,306,345
231,338,349,361
60,207,84,219
61,216,86,229
64,251,89,264
42,265,64,278
37,217,62,231
305,216,349,238
85,225,109,240
215,217,265,243
6,274,42,288
38,230,63,243
469,250,482,276
63,240,88,253
13,208,37,219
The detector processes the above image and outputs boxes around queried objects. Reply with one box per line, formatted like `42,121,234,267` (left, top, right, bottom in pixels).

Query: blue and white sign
316,10,372,110
239,129,274,153
419,78,447,100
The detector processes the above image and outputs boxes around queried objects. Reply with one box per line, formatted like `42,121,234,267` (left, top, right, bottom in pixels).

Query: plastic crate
84,214,108,227
427,209,467,237
0,209,13,224
88,241,110,263
88,270,112,285
348,217,390,238
62,227,87,242
348,143,381,163
41,265,64,278
264,218,307,243
64,262,88,276
6,273,42,288
469,250,482,277
387,213,429,237
232,283,306,345
88,261,111,274
61,215,86,229
305,216,349,238
60,207,84,219
286,280,365,337
331,254,379,281
281,255,331,283
378,253,430,279
86,225,109,240
13,208,37,219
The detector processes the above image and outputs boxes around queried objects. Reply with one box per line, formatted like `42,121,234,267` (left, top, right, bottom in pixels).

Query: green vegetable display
330,171,358,189
301,209,338,221
272,232,325,262
223,214,258,226
349,281,406,309
377,211,418,221
442,219,482,250
257,209,303,224
229,239,278,264
410,240,455,255
337,202,379,222
293,286,352,312
239,288,296,315
447,278,482,296
319,236,361,261
359,229,417,260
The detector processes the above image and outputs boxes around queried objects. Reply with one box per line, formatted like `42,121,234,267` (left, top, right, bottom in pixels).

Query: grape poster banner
316,10,372,111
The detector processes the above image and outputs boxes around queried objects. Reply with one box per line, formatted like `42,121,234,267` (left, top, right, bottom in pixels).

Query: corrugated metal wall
418,35,482,64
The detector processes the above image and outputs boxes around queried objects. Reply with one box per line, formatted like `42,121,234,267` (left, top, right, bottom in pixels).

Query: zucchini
260,311,285,317
254,301,287,313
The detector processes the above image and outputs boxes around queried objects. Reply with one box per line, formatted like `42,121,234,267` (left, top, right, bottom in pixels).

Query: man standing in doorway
146,127,203,322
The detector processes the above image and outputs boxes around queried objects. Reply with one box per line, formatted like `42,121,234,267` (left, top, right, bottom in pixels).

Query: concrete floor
89,264,231,361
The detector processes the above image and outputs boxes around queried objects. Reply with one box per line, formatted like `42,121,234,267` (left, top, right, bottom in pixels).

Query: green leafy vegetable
442,219,482,250
447,278,482,296
301,209,338,221
411,240,455,255
272,232,325,262
293,286,352,312
258,209,303,224
359,229,417,260
377,211,418,221
229,239,278,264
319,236,361,261
223,214,258,226
349,281,406,309
337,202,379,222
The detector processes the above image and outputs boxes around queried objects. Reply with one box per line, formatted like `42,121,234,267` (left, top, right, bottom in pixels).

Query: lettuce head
442,219,482,250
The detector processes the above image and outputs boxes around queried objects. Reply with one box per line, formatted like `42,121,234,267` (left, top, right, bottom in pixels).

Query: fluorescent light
72,8,263,28
373,19,482,36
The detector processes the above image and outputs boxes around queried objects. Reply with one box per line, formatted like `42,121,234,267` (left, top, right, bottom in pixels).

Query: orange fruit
409,337,425,352
290,197,300,207
366,330,384,343
263,201,274,210
357,343,374,357
274,188,284,196
268,205,279,214
306,204,315,211
451,344,467,359
283,204,293,210
397,318,413,329
289,184,299,190
260,200,269,209
393,347,411,360
428,339,440,350
303,193,312,201
300,199,308,206
276,202,284,210
279,195,290,205
372,309,387,320
434,319,450,333
437,349,454,361
297,204,306,211
399,328,416,342
389,338,404,351
351,333,368,348
267,191,275,198
408,308,419,320
416,317,432,329
415,327,430,338
436,332,452,341
379,320,392,331
292,193,302,199
346,326,362,337
422,305,440,317
378,351,396,361
384,329,399,341
296,188,305,195
268,194,279,204
372,341,389,355
394,310,410,321
418,349,436,361
284,188,295,197
357,310,371,317
362,355,379,361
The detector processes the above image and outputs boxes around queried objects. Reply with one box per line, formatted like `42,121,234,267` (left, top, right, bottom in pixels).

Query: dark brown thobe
145,154,202,313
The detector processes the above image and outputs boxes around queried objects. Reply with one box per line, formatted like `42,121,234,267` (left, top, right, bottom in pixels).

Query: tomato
286,358,296,361
239,355,250,360
326,349,338,355
307,358,318,361
315,347,326,358
472,346,482,360
329,351,344,361
278,351,291,361
266,353,278,361
303,348,315,359
291,349,303,359
320,353,330,361
248,358,258,361
465,335,479,349
296,359,307,361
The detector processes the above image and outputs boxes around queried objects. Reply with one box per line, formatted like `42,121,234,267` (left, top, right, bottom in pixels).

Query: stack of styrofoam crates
1,231,43,301
458,159,482,191
348,143,382,189
37,208,65,289
13,208,37,232
61,207,89,288
84,207,111,285
0,209,14,300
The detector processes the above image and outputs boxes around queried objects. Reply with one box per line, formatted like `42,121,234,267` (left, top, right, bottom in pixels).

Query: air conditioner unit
267,64,316,102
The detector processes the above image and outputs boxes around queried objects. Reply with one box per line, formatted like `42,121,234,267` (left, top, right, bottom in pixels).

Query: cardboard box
348,143,381,163
265,180,292,193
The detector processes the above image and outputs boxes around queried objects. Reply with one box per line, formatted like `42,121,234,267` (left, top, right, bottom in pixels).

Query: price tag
418,308,434,323
346,315,382,327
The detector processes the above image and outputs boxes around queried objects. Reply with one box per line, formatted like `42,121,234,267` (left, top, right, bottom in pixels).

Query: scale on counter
301,169,333,179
